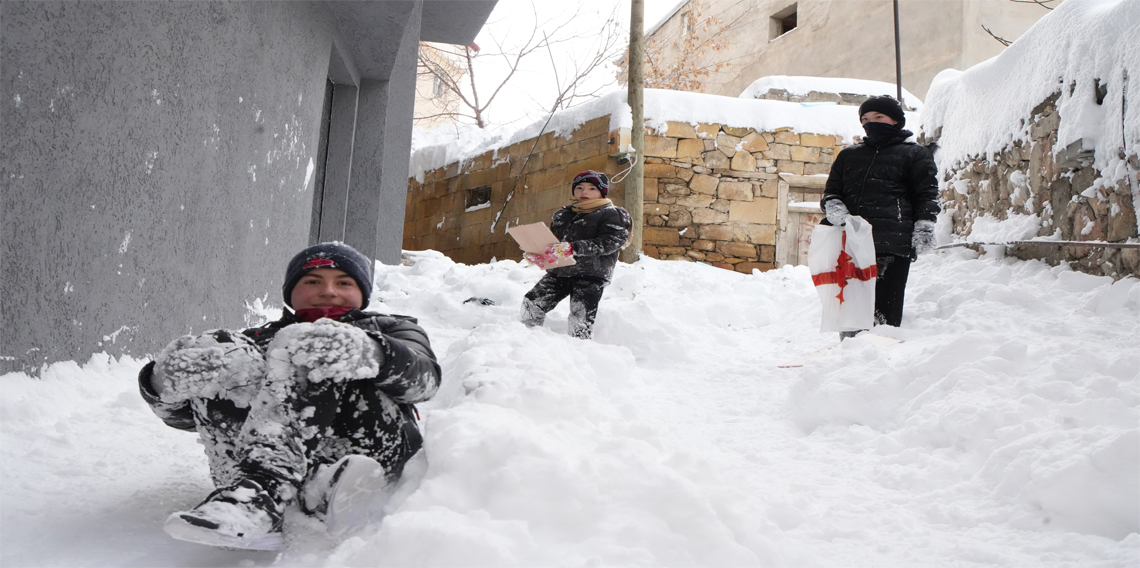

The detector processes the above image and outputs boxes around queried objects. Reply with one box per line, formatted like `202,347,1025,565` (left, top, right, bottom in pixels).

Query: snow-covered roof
409,88,918,182
920,0,1139,191
739,75,923,111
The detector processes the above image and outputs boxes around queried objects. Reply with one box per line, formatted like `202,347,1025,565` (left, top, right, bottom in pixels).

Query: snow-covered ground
2,250,1138,567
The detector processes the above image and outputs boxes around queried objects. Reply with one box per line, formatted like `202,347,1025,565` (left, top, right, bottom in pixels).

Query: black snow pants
521,274,606,339
874,254,911,327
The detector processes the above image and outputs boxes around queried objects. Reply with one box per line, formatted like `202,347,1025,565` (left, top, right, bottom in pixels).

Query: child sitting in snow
138,242,439,550
520,170,632,339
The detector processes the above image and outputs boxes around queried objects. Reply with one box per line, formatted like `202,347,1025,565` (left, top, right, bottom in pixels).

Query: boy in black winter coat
520,170,632,339
139,242,439,550
821,95,940,333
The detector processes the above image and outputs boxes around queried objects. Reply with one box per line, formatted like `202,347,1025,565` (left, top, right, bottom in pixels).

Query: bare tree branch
981,23,1013,46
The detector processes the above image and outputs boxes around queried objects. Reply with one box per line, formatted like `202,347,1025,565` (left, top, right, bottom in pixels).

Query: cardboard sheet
507,222,576,269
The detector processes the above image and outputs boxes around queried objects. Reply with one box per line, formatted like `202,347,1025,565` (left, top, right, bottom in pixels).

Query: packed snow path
2,250,1137,567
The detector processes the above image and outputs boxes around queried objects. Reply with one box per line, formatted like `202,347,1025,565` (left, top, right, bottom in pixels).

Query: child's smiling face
290,268,364,310
573,182,602,200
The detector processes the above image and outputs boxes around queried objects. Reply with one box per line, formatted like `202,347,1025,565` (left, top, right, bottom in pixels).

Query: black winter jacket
548,203,632,283
139,310,440,436
821,133,940,258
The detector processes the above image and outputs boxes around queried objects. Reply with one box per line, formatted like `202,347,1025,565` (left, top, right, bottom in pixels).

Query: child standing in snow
520,170,632,339
139,242,439,550
821,95,940,336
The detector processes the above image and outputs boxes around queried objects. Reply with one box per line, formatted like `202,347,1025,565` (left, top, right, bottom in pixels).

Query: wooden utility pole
893,0,903,102
620,0,645,264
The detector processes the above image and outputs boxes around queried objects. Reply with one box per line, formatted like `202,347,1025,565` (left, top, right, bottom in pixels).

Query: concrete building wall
2,2,336,372
1,0,496,373
646,0,1059,100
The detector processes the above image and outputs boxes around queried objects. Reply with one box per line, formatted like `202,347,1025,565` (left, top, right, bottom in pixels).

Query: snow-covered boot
164,479,284,551
301,455,392,536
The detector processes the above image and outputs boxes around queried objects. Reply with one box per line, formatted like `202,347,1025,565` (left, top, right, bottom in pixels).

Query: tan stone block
801,133,835,148
759,245,776,262
716,133,741,157
695,123,720,138
818,150,836,164
664,121,698,138
712,262,734,270
677,138,704,159
741,132,769,152
659,246,687,255
731,151,756,171
644,178,659,201
676,194,716,208
805,162,832,176
762,132,775,143
692,208,728,224
775,131,800,145
736,262,775,273
705,252,725,262
765,144,791,160
690,173,720,195
729,198,778,224
710,199,731,213
647,215,666,226
578,116,610,139
644,163,678,179
722,257,745,264
703,151,730,169
723,126,751,137
791,146,821,162
718,241,757,258
686,250,707,261
666,206,692,227
642,245,660,258
644,226,681,246
718,181,753,201
699,224,734,241
671,165,695,181
663,183,689,196
777,160,805,175
693,239,716,251
646,203,671,215
644,136,678,158
735,222,777,245
757,178,779,198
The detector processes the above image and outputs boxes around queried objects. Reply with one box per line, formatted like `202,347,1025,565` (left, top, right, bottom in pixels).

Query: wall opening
310,78,335,245
770,4,797,41
466,185,491,210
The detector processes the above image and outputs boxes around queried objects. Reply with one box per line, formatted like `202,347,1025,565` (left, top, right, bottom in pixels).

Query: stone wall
639,122,844,273
405,116,846,273
931,92,1140,278
404,116,622,266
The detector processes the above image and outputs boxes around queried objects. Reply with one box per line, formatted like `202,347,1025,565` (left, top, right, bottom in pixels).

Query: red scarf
294,305,354,323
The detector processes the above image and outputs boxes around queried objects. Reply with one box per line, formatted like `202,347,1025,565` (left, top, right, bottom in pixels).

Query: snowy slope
2,250,1138,567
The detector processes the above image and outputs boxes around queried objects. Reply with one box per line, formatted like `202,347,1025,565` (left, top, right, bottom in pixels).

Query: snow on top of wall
920,0,1139,189
409,88,899,182
739,75,923,111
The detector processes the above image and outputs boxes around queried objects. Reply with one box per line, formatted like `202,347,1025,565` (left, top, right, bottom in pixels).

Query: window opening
466,186,491,211
770,4,797,40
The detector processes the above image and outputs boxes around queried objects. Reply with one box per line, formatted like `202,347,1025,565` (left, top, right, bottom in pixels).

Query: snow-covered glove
912,219,937,254
523,251,546,268
266,319,382,384
824,199,850,226
152,330,266,406
524,242,574,269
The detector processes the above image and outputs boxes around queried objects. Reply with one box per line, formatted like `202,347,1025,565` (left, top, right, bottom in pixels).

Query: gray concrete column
342,6,421,265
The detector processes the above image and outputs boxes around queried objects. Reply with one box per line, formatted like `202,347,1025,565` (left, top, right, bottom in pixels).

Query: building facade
1,0,496,372
639,0,1060,99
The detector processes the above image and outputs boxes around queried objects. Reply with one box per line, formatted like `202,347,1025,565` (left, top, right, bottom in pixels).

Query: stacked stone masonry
405,115,846,273
928,92,1140,278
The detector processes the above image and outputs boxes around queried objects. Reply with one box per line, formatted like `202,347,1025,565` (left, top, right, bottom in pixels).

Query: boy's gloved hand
912,219,937,254
824,199,850,226
267,319,383,383
523,251,547,268
153,330,266,406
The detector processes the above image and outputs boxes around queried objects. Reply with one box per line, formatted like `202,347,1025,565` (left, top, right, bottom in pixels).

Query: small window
465,186,491,211
770,4,797,40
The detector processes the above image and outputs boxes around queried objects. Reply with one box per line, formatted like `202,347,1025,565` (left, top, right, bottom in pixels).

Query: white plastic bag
808,215,878,332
